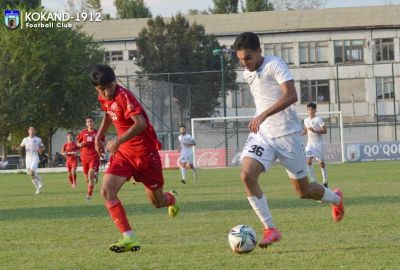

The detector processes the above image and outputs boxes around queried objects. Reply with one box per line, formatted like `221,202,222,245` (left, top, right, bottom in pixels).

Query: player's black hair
179,125,186,129
233,32,260,51
90,64,116,86
86,116,94,121
67,131,74,135
307,102,317,109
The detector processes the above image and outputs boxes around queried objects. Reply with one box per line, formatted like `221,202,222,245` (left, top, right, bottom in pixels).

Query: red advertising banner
159,148,226,168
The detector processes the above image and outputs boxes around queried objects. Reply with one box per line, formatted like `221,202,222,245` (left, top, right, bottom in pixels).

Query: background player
303,103,328,187
77,117,104,200
234,32,344,249
62,131,79,188
90,64,179,253
18,126,45,194
178,125,198,184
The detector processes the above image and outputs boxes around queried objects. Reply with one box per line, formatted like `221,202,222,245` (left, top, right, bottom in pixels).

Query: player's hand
248,115,265,133
106,138,120,154
308,127,315,133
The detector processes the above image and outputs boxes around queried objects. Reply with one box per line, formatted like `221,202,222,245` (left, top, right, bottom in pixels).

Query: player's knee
240,171,255,185
320,162,325,168
307,159,312,166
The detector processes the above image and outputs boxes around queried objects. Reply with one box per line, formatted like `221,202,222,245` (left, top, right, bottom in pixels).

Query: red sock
68,175,73,184
87,184,94,196
73,174,77,185
164,192,176,206
105,200,132,233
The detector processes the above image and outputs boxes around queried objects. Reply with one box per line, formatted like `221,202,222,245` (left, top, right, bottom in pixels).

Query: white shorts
305,144,325,162
26,156,39,172
240,132,307,179
179,154,194,165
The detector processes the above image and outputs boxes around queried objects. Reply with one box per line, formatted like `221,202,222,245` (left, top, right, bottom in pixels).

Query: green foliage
0,7,103,155
243,0,274,12
0,161,400,269
134,13,237,118
115,0,152,19
210,0,239,14
0,0,41,9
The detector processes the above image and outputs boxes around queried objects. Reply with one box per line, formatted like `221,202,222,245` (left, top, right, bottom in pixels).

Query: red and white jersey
62,142,79,162
77,129,104,161
98,84,161,156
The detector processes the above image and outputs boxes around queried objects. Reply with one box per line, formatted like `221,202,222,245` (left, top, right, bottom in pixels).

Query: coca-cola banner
159,148,226,168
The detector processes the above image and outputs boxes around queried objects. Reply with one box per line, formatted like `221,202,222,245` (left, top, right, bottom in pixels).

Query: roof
79,5,400,42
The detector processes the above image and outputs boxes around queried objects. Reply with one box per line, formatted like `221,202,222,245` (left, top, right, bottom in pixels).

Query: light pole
213,48,231,167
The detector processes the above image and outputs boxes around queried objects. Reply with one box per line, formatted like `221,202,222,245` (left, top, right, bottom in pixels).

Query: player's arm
302,126,308,136
106,114,147,154
313,124,327,134
248,80,297,133
95,113,113,154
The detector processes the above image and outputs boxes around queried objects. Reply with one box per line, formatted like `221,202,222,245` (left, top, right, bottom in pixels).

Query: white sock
31,177,39,189
180,167,186,180
321,167,328,184
123,231,134,238
35,174,42,186
247,194,275,228
308,165,316,182
192,168,197,178
320,187,340,205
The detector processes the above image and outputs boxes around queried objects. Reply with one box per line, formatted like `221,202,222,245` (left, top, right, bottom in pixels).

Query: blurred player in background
234,32,344,249
77,116,104,200
303,103,328,187
62,131,79,188
18,126,45,194
90,64,179,253
178,125,198,184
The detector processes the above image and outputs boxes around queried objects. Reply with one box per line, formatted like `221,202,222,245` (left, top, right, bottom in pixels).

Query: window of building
231,83,255,108
375,38,394,62
334,40,364,63
128,50,137,60
299,41,328,64
376,77,394,100
300,80,330,104
104,50,124,62
264,43,294,65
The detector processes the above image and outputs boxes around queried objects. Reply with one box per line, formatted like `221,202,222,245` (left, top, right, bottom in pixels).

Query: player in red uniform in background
62,131,79,188
77,117,104,200
90,64,179,253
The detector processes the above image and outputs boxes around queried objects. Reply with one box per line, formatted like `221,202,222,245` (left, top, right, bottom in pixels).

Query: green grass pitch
0,161,399,269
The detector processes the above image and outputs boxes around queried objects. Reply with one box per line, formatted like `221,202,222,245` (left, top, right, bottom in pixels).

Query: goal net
191,111,344,168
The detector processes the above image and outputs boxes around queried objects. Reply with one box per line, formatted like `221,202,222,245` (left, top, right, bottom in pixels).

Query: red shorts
66,159,78,172
106,151,164,191
81,158,100,174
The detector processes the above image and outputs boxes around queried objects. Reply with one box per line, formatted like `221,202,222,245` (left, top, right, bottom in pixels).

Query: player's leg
306,147,317,182
318,159,328,187
179,156,187,184
188,155,198,181
101,173,139,252
145,187,179,217
71,163,77,187
282,133,344,222
82,161,91,199
31,158,42,193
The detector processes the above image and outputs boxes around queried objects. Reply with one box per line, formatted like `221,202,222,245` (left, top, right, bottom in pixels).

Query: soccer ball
228,225,257,254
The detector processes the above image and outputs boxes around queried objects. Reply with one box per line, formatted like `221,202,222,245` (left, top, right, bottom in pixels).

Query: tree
210,0,239,14
65,0,102,14
134,13,237,121
242,0,274,12
271,0,327,10
0,8,103,158
187,9,210,16
114,0,152,19
0,0,41,9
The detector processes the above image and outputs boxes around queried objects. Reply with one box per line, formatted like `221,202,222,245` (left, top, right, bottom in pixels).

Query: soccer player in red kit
77,116,104,200
62,131,79,188
90,64,179,253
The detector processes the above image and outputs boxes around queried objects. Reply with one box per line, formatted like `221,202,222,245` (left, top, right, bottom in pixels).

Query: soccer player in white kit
178,125,198,184
234,32,344,249
303,103,328,187
20,126,45,194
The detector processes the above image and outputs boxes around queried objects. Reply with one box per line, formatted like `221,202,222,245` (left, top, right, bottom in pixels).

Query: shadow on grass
0,195,397,221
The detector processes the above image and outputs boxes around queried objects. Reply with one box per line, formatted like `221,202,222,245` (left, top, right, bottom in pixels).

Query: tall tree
134,13,237,120
187,9,210,16
0,8,103,157
114,0,152,19
242,0,274,12
65,0,102,14
210,0,239,14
